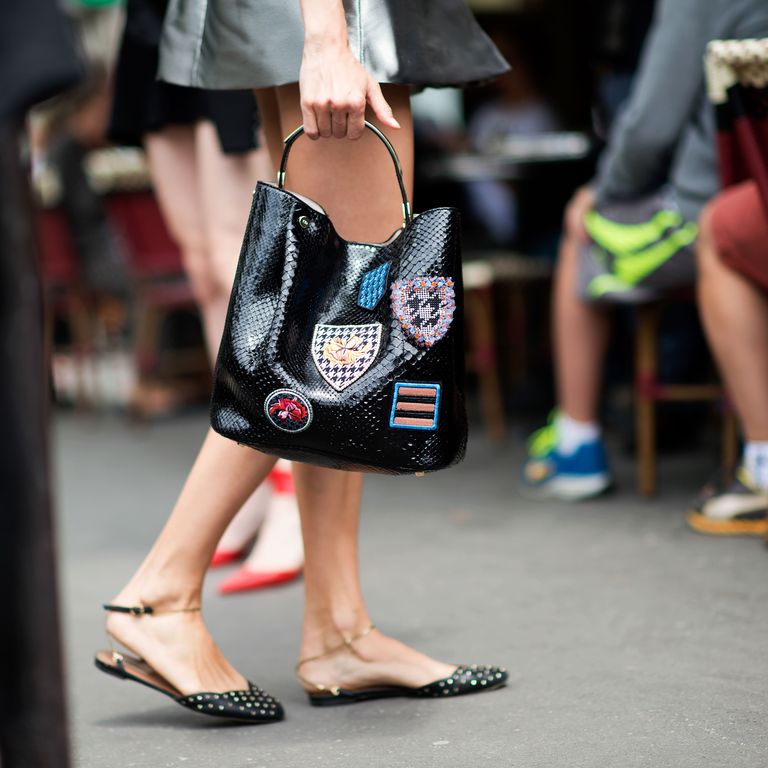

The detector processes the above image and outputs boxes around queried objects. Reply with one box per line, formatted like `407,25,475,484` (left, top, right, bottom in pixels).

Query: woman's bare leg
193,121,272,354
107,123,294,696
148,122,297,564
107,431,277,693
188,123,285,554
144,126,222,356
258,84,454,689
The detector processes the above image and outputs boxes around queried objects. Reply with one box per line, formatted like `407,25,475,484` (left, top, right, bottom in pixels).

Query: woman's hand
299,1,399,140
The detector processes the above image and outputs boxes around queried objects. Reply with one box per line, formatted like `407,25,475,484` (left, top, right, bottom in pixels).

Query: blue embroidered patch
389,382,441,430
357,262,391,310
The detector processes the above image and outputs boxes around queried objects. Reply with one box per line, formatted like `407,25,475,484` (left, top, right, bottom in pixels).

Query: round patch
264,389,313,433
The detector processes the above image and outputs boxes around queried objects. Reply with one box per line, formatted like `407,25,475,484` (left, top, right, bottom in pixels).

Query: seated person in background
523,0,768,500
688,182,768,537
466,31,559,245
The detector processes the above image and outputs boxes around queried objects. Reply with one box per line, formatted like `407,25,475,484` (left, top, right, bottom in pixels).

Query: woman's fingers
366,79,400,130
346,96,366,140
301,101,320,140
331,109,348,139
315,103,333,138
299,79,395,140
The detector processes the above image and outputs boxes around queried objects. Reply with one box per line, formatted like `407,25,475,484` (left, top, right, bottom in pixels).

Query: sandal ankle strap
295,623,376,694
102,603,201,616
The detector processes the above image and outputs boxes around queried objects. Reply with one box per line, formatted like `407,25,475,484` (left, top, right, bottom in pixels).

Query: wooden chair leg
134,301,162,379
131,302,164,418
506,284,527,387
635,305,660,496
465,286,506,442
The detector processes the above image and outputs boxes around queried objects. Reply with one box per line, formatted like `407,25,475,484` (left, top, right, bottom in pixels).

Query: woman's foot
218,488,304,594
105,592,248,696
297,626,467,693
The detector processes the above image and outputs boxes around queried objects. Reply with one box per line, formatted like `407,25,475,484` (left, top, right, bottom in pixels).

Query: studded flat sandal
296,624,508,707
94,603,284,724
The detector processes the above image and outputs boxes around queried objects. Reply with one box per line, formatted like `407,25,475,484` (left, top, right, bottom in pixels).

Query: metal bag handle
277,121,412,226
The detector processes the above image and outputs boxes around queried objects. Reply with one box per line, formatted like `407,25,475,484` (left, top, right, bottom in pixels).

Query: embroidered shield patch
311,323,382,391
391,277,456,347
264,389,313,433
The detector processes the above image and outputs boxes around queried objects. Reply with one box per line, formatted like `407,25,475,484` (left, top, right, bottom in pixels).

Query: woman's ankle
113,572,202,612
300,608,373,658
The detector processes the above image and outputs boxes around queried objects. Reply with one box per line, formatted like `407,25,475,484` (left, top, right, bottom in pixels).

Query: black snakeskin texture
210,182,467,474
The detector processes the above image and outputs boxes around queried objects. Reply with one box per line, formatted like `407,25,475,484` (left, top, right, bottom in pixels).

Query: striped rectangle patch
389,382,441,430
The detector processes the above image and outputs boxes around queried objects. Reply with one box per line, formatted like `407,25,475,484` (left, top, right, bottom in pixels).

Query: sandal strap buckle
102,603,201,616
103,603,154,616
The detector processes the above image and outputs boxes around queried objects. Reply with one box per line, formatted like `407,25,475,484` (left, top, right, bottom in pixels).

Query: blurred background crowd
30,0,768,547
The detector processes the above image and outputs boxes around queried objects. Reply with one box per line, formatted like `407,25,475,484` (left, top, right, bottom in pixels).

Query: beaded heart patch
391,277,455,347
311,323,382,391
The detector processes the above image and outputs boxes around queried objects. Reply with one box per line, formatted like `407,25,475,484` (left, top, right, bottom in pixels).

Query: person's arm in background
593,0,712,205
298,0,399,140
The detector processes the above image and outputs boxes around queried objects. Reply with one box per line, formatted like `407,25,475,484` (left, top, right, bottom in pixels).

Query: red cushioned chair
104,190,209,400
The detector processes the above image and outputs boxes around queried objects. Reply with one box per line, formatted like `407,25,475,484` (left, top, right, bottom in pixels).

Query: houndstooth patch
391,277,456,347
311,323,382,391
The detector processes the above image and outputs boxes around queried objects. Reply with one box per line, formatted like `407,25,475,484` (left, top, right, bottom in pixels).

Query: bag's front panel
212,184,467,473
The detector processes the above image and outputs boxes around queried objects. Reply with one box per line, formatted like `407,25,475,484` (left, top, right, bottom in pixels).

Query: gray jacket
594,0,768,221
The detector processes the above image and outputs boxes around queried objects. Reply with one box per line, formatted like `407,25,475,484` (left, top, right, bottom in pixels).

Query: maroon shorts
710,181,768,290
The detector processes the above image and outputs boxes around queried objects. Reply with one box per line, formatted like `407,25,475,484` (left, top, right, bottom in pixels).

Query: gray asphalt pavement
54,411,768,768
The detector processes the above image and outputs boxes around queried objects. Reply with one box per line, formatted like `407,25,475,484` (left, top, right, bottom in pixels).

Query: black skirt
109,0,259,154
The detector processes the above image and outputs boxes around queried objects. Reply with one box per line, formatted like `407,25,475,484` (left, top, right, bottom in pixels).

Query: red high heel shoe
210,546,250,568
218,566,302,593
218,461,304,593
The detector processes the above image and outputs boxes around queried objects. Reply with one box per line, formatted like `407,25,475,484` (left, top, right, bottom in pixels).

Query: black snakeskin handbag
210,122,467,474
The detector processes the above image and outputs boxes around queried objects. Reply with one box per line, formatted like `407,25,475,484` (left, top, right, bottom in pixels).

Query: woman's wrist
301,0,348,49
303,31,348,54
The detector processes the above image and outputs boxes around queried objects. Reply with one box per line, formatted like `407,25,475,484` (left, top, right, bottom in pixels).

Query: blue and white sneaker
523,412,612,500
